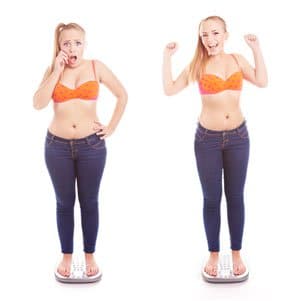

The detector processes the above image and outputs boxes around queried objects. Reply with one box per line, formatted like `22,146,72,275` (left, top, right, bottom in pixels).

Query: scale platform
55,258,102,283
202,254,249,283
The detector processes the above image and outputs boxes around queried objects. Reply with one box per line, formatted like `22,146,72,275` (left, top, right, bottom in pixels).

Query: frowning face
59,29,85,67
199,19,228,56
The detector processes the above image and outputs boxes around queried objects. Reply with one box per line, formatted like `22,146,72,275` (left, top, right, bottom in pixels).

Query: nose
207,35,214,43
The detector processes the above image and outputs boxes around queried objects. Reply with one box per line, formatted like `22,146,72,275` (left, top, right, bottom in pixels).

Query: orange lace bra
52,60,99,102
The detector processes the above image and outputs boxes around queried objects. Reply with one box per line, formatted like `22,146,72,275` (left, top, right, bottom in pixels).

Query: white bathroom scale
202,254,249,283
54,258,102,283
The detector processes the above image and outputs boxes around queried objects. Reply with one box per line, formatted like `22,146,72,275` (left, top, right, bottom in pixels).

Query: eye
63,42,70,47
214,32,219,35
76,41,82,46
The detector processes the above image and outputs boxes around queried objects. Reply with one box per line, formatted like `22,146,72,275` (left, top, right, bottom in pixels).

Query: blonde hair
188,16,227,83
50,22,85,74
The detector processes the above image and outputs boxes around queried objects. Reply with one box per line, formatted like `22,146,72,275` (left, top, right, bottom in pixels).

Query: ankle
231,250,242,258
62,253,72,260
85,253,95,260
209,251,219,259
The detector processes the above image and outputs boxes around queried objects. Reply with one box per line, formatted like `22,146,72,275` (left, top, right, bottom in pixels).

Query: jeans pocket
86,136,106,150
45,136,54,147
195,130,207,142
237,128,249,139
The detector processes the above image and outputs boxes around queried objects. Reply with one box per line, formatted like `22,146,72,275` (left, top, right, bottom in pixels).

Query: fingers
93,121,112,139
93,120,104,132
244,34,257,42
95,128,112,139
165,42,178,55
55,50,69,68
59,50,69,65
166,42,177,49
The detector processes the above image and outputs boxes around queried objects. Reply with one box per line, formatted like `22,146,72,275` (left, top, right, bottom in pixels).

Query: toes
233,264,245,275
233,265,239,275
205,265,217,276
57,264,71,277
212,266,217,276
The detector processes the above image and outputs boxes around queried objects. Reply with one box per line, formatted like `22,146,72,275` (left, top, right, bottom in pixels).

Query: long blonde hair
188,16,227,83
50,22,85,74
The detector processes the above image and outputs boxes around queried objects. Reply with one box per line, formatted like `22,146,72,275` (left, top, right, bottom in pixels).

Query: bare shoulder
230,53,249,67
92,59,112,82
93,59,110,71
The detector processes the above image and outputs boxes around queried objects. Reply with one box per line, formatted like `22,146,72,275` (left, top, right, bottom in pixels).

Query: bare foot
204,252,219,276
232,250,246,275
85,253,100,277
57,253,72,277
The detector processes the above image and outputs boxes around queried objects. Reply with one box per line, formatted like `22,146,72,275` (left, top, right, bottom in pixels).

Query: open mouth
69,55,78,64
208,43,218,50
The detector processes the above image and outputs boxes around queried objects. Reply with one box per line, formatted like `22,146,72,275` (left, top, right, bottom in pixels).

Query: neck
210,51,225,59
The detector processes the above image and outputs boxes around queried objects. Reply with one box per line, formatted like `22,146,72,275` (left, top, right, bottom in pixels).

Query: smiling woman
162,15,268,281
33,22,127,281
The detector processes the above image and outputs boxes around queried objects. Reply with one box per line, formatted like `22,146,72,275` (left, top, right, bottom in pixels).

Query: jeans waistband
197,120,247,135
46,130,99,144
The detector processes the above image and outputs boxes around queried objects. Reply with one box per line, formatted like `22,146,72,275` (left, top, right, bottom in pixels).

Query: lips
69,55,78,64
208,43,218,49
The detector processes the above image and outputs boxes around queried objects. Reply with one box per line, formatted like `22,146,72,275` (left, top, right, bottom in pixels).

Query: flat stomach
199,91,244,131
49,98,99,139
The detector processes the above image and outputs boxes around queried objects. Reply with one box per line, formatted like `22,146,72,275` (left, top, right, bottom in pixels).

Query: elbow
33,94,47,110
163,87,175,96
33,100,43,110
122,90,128,105
257,80,268,88
33,98,42,110
118,91,128,107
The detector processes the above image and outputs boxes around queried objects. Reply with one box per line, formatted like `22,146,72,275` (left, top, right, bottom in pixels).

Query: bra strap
231,54,241,69
92,60,97,80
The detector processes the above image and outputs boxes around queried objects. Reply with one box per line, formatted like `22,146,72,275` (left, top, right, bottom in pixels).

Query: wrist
107,123,116,133
163,51,172,59
251,45,260,53
52,68,61,77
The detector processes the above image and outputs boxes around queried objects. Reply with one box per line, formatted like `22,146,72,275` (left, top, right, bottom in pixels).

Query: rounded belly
199,92,245,131
49,99,100,139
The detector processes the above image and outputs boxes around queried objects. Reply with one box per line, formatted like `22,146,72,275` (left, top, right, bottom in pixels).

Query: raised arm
33,51,68,110
94,60,128,139
162,42,189,96
235,34,268,88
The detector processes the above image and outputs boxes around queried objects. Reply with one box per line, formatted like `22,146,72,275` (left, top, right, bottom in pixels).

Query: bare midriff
199,90,245,131
48,98,99,139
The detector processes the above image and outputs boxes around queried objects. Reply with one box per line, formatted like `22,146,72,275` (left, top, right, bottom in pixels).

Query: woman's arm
94,60,128,139
33,51,68,110
235,34,268,88
33,68,60,110
162,42,189,96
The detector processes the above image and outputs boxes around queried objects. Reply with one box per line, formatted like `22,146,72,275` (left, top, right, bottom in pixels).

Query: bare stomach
199,91,245,131
48,99,100,139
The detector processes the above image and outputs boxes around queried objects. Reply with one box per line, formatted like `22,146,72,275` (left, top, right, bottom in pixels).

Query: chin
69,59,82,68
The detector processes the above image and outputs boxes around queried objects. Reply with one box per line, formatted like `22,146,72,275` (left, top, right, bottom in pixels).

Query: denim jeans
45,131,106,253
194,121,249,252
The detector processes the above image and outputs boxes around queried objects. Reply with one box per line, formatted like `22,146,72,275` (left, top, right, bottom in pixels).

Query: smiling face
199,18,228,56
59,28,85,67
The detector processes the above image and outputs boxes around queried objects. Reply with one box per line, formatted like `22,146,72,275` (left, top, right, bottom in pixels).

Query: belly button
72,124,76,129
225,115,229,119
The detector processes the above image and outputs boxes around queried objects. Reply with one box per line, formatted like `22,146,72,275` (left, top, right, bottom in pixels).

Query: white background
0,0,299,300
